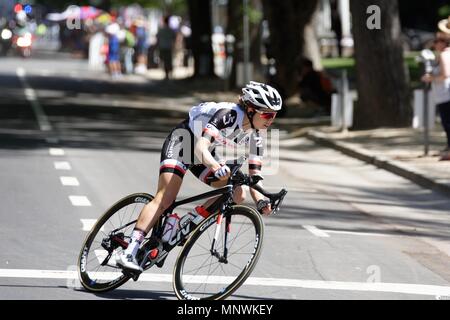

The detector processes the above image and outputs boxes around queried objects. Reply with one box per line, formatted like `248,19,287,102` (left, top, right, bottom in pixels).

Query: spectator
330,0,343,57
181,23,192,68
298,58,334,115
106,23,122,79
122,28,136,74
157,15,177,80
134,17,148,75
422,19,450,161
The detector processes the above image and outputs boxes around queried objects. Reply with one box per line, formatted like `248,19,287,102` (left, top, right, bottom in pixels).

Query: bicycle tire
77,193,154,293
173,205,264,300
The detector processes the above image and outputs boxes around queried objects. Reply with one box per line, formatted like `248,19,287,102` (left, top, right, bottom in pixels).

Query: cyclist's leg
190,164,246,209
118,121,190,270
118,172,183,271
211,181,246,204
134,119,192,233
135,172,183,234
135,120,191,233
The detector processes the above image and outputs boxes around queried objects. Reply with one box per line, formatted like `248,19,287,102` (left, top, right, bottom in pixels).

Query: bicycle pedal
122,269,141,282
132,274,140,282
156,257,167,268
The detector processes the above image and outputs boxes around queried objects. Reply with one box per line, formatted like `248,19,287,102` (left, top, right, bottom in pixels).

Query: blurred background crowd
0,1,193,80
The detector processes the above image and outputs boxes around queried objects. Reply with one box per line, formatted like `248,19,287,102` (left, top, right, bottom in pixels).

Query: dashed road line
16,67,52,132
54,161,72,170
303,225,394,238
0,269,449,297
69,196,92,207
303,225,330,238
323,229,392,237
49,148,65,156
60,176,80,186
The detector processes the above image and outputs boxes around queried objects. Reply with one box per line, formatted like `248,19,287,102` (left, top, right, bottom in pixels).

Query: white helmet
241,81,282,112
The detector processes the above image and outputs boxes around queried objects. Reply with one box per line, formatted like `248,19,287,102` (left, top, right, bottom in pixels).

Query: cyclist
116,81,283,271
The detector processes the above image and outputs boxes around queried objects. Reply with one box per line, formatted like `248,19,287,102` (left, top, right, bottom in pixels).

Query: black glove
257,199,271,214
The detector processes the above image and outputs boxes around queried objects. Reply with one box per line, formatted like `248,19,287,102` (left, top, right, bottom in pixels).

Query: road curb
306,130,450,198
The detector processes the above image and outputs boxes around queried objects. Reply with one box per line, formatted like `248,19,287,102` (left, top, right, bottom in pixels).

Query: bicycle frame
136,183,236,271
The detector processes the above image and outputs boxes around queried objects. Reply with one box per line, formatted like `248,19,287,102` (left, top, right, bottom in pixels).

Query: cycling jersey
160,102,264,184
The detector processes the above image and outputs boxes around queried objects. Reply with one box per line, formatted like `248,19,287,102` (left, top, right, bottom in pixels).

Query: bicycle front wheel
77,193,153,293
173,205,264,300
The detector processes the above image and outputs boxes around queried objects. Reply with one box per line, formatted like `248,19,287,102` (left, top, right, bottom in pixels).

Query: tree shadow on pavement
94,289,268,300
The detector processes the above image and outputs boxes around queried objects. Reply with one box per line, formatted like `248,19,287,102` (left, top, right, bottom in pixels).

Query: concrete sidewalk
305,126,450,197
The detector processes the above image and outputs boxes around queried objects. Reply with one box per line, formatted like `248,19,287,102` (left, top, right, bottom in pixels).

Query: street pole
417,49,435,157
243,0,250,84
341,69,349,133
423,82,430,156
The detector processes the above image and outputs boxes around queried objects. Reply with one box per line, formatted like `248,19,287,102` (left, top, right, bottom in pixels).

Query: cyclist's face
250,107,276,129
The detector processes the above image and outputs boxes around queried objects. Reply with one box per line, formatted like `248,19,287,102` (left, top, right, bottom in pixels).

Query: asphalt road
1,54,450,300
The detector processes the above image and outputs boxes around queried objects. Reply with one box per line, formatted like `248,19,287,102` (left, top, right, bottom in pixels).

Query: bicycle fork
210,213,231,264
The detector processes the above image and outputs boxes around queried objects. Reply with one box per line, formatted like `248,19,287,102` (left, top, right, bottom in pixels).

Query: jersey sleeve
202,108,238,143
249,130,264,174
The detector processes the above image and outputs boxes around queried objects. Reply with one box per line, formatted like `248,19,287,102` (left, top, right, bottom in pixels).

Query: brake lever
269,189,288,215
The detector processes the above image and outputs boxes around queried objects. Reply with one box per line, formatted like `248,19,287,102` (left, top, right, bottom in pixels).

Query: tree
187,0,215,77
261,0,319,98
350,0,411,128
226,0,264,88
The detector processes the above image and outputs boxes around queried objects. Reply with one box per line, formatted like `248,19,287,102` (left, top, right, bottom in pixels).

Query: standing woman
422,20,450,161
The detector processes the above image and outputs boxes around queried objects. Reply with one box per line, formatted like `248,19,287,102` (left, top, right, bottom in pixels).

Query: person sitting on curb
422,19,450,161
297,58,335,116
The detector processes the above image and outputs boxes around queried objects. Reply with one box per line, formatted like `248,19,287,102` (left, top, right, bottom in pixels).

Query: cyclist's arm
248,131,270,207
194,108,238,172
194,137,221,172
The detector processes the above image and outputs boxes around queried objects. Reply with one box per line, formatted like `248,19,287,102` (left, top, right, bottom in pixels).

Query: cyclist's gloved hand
214,165,231,181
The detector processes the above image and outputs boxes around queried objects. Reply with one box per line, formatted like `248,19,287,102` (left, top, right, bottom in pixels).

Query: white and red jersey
188,102,264,173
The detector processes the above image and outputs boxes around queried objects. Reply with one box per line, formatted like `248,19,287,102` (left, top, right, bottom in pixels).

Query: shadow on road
93,288,270,300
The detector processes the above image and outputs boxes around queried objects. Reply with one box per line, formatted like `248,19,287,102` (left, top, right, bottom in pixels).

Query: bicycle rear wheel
173,205,264,300
77,193,153,293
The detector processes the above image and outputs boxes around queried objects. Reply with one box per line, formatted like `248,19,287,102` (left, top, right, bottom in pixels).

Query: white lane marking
40,70,51,76
49,148,65,156
80,219,103,232
69,196,91,207
303,225,330,238
60,176,80,186
0,269,450,297
54,161,72,170
16,67,52,132
323,230,392,237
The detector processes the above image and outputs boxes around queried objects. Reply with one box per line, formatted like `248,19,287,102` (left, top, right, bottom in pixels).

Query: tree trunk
187,0,215,77
226,0,264,88
350,0,411,128
303,8,323,71
261,0,319,98
226,0,242,88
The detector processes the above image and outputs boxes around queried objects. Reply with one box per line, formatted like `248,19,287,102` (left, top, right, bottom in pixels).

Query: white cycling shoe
116,253,143,272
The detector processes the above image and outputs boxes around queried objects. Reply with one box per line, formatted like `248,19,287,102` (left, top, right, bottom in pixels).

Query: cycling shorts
159,120,239,185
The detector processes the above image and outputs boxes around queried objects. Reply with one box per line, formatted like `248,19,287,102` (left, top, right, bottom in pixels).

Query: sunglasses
254,109,277,120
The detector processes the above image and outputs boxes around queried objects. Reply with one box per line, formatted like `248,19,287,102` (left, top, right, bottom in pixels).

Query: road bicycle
77,157,287,300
